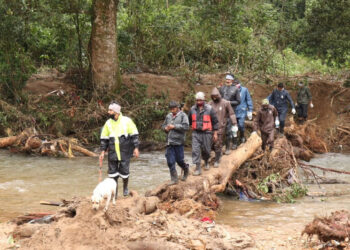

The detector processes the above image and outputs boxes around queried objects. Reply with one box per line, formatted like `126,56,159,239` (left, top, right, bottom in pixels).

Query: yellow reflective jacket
100,113,139,161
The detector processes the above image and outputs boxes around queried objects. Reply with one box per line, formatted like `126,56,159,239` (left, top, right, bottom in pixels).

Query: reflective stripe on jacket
100,113,139,161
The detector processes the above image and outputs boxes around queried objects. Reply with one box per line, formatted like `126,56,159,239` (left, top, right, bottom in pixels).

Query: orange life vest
191,106,213,131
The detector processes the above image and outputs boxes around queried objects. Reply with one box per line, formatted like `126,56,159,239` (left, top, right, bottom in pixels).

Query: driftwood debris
0,129,97,157
303,210,350,243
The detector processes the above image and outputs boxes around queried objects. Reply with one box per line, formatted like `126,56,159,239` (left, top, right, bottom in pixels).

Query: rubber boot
214,152,221,168
231,137,238,150
240,131,246,144
224,139,231,155
193,164,202,176
169,169,179,185
204,160,210,170
123,178,129,197
113,176,119,198
181,164,189,181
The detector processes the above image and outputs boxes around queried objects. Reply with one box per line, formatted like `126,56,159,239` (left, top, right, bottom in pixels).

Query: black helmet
169,101,179,108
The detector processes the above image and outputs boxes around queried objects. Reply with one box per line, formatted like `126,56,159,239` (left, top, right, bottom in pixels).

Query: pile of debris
303,210,350,249
7,197,254,250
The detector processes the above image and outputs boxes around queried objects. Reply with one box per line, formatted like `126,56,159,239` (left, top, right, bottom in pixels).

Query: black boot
193,164,202,176
181,164,189,181
204,160,210,170
231,137,238,150
214,152,221,168
123,178,129,197
169,169,179,185
113,176,119,198
240,131,246,144
224,139,231,155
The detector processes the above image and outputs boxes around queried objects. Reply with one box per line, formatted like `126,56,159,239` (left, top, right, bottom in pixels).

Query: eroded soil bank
0,72,349,249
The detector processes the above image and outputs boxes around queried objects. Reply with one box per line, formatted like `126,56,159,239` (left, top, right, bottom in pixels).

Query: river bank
0,71,349,249
1,150,349,249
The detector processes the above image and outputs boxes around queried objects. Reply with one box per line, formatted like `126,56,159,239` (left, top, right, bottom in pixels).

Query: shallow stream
1,150,349,230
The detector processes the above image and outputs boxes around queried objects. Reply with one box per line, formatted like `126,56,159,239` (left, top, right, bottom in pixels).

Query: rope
99,157,103,182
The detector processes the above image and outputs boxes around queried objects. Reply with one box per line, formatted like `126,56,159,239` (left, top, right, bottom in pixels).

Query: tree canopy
0,0,349,101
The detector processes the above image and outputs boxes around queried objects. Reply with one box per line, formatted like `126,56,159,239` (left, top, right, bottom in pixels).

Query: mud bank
8,197,254,250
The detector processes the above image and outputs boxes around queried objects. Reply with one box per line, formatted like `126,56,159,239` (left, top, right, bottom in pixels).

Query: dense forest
0,0,349,141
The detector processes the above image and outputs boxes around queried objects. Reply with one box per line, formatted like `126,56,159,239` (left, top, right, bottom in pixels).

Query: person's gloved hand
292,108,296,114
275,118,280,128
310,102,314,108
247,111,252,120
231,125,238,137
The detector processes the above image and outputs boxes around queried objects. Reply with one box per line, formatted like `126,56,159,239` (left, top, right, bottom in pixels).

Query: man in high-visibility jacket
99,102,140,197
188,92,219,176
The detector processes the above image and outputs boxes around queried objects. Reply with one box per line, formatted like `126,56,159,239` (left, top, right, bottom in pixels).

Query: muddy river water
1,150,349,231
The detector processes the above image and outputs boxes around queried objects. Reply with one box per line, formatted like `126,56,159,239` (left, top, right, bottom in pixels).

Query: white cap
226,75,234,80
108,103,121,113
195,92,205,100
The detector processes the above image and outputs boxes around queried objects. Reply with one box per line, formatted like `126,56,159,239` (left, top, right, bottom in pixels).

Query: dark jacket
219,85,241,109
161,111,189,145
268,88,295,111
188,103,219,132
254,104,278,133
209,88,237,134
297,86,312,105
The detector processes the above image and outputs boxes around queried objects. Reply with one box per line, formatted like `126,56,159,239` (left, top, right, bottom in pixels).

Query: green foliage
257,173,307,203
257,173,281,194
151,129,166,142
273,183,308,203
119,81,168,139
1,0,349,103
302,0,350,66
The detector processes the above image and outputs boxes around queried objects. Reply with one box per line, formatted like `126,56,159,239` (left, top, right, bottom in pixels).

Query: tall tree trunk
90,0,120,94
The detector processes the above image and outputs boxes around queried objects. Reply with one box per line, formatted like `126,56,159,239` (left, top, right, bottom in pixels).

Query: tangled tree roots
302,210,350,243
229,120,326,200
285,118,328,154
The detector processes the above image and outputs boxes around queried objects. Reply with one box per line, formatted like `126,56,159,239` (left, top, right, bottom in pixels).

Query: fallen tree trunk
146,133,262,204
0,136,19,148
0,129,34,148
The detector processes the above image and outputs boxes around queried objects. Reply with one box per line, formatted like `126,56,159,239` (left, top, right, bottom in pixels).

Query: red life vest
191,106,213,131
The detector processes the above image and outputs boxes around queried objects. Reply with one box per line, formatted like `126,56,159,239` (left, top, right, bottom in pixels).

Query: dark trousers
165,145,187,172
192,131,212,165
297,104,308,119
213,133,224,154
237,117,245,132
261,130,275,150
277,108,287,134
108,159,130,179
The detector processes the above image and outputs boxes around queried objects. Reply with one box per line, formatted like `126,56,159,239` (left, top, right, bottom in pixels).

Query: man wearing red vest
188,92,219,175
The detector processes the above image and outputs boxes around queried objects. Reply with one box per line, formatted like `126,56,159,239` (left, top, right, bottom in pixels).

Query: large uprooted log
145,133,262,215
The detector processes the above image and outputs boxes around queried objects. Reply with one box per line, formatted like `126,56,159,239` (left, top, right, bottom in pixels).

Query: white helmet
195,92,205,100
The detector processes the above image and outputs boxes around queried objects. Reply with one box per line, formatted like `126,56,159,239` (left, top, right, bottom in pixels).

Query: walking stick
99,157,103,182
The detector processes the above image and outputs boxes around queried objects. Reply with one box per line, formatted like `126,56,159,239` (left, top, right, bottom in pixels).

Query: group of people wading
99,74,313,189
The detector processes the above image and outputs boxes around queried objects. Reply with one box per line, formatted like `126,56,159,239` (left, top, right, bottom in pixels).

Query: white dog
91,178,117,212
